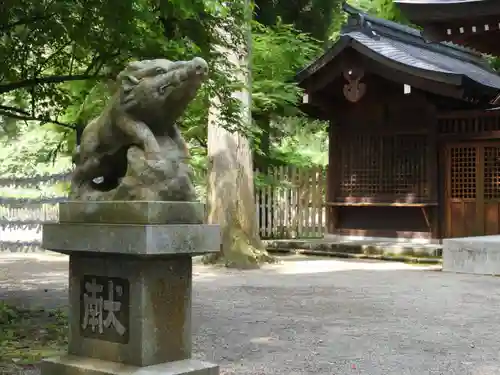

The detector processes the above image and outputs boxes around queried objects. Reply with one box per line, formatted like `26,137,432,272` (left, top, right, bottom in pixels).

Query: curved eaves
348,30,500,92
296,35,463,87
296,31,500,100
295,36,351,83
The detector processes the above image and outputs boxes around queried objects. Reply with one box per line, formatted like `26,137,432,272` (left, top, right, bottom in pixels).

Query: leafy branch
0,74,106,94
0,13,56,33
0,105,76,130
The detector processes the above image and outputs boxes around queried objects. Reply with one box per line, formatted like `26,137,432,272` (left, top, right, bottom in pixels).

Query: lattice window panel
449,147,476,199
339,134,428,199
393,136,428,197
484,146,500,199
340,135,381,196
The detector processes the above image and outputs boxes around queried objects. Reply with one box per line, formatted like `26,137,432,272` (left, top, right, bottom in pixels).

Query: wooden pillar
476,141,485,236
326,120,339,234
426,104,440,239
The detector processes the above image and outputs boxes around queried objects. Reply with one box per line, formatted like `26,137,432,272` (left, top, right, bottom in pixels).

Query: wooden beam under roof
395,0,500,55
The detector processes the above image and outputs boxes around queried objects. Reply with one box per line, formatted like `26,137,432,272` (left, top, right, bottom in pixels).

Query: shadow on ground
0,254,68,309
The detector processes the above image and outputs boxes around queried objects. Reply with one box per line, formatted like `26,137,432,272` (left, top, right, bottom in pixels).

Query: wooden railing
0,168,330,249
255,166,327,239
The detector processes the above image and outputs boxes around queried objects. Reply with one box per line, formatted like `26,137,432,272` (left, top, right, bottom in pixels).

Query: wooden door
483,145,500,235
446,142,500,237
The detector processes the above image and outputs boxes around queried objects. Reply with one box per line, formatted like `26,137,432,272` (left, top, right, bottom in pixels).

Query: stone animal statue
70,57,209,201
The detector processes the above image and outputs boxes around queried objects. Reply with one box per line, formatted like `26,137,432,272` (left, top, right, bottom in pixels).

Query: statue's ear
121,74,140,93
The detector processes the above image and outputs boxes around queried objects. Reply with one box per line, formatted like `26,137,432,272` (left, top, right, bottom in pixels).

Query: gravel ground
1,253,500,374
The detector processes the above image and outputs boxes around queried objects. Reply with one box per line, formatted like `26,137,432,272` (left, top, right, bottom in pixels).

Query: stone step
263,239,443,259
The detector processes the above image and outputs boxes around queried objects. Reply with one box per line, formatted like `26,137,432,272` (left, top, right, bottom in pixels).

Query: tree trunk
205,2,275,269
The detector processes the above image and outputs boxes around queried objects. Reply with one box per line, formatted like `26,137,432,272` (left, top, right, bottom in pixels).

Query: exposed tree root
202,228,276,269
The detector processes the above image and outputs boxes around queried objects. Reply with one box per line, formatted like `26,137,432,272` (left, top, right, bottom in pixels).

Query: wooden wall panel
447,201,477,237
484,203,500,235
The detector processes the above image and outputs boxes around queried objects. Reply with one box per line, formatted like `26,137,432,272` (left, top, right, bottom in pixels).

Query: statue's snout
190,57,208,77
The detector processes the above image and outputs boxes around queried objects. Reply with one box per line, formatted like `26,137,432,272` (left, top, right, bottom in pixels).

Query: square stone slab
42,355,219,375
42,223,220,256
58,201,205,225
443,235,500,275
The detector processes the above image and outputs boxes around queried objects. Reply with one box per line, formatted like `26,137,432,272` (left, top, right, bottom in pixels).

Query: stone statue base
41,201,220,375
42,356,218,375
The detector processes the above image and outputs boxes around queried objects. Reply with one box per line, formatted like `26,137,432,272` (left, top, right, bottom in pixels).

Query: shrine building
296,3,500,242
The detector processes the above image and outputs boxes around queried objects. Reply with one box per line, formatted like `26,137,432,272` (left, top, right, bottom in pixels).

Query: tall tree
206,0,274,268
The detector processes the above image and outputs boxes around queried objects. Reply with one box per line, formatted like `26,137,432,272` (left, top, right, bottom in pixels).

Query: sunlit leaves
254,0,342,42
0,0,182,126
252,21,321,116
0,122,71,177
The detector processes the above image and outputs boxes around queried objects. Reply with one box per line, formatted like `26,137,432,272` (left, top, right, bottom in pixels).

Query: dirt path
1,253,498,374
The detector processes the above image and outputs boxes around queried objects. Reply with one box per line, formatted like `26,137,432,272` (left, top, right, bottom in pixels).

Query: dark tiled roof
296,3,500,95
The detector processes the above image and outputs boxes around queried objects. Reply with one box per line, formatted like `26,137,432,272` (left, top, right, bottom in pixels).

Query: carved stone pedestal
41,201,220,375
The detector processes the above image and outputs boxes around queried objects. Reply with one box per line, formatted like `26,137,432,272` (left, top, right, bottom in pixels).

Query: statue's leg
169,127,190,159
117,116,161,155
72,156,101,186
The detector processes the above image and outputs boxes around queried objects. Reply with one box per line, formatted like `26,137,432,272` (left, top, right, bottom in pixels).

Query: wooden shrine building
296,3,500,242
395,0,500,56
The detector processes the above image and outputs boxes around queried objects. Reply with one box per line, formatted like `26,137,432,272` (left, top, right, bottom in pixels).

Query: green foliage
0,0,248,134
0,122,71,177
0,302,17,325
188,144,210,201
250,20,326,170
0,120,71,199
486,55,500,72
254,0,343,42
0,0,166,123
348,0,406,23
0,0,332,187
326,0,411,41
252,21,322,117
270,117,328,166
